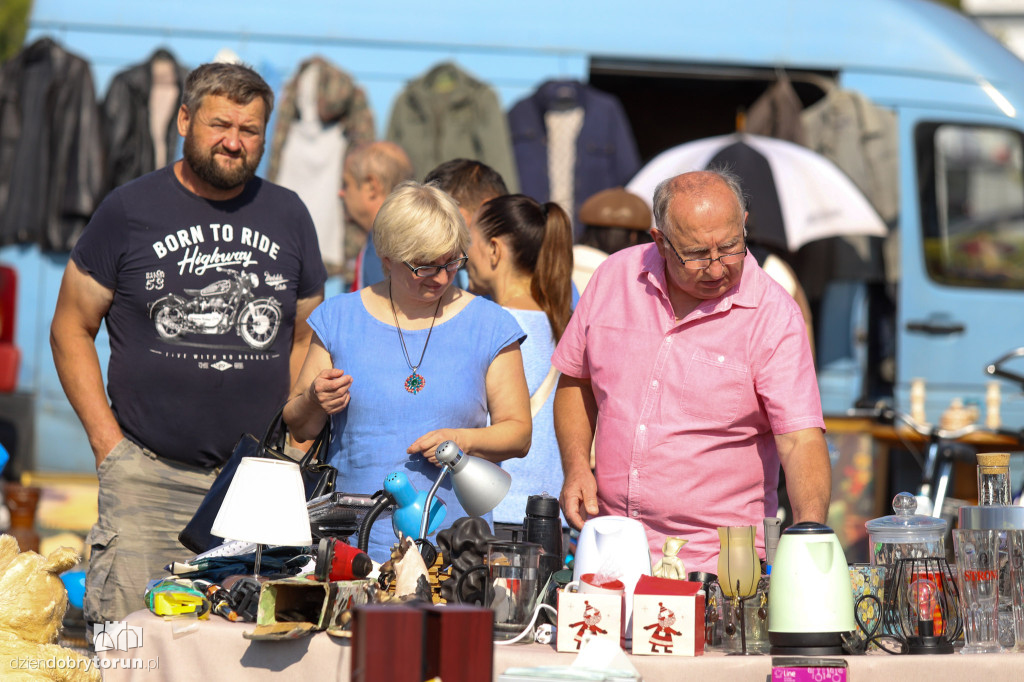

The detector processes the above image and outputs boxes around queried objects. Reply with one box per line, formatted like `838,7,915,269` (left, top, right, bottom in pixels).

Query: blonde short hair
373,181,469,265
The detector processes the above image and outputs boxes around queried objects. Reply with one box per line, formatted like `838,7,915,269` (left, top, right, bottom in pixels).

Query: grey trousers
84,439,217,628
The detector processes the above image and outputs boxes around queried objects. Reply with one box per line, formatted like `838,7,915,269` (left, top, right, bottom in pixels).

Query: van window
917,123,1024,289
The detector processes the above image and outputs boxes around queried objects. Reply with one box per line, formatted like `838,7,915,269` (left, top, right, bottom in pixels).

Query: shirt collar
639,246,760,317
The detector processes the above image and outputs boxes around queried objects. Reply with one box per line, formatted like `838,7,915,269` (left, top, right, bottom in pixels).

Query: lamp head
385,470,446,540
433,440,511,516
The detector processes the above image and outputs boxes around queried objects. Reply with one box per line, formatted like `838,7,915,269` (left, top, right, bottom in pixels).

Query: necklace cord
388,279,445,373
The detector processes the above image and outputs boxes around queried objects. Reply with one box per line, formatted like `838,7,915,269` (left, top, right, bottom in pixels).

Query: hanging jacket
267,55,376,179
801,88,899,224
508,80,641,234
102,49,190,192
0,37,105,251
745,74,806,145
267,56,376,277
386,61,518,190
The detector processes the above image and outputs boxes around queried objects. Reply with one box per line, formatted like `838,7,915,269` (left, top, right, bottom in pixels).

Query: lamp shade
211,457,312,547
435,441,511,516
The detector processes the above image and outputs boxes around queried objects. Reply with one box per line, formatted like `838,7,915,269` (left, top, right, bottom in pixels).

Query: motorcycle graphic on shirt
147,267,282,351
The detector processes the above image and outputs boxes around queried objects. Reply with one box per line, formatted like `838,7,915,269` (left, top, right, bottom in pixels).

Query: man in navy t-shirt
50,63,326,629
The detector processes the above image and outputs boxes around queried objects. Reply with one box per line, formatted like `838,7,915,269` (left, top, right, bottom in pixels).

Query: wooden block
421,604,493,682
351,604,425,682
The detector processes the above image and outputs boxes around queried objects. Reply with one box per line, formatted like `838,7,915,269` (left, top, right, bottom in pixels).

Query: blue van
5,0,1024,473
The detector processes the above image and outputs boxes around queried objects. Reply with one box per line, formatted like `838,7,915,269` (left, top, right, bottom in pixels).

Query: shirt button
718,355,725,363
666,337,673,344
631,510,640,518
632,469,639,477
638,424,646,432
651,379,659,389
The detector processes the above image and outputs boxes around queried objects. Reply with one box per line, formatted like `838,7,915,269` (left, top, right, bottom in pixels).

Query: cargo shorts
84,438,217,631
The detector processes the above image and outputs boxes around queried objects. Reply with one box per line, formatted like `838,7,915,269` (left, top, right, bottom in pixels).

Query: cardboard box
556,590,623,652
630,575,704,656
244,577,374,641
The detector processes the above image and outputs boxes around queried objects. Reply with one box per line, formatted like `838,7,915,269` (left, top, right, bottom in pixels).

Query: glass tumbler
953,528,1003,654
1007,530,1024,652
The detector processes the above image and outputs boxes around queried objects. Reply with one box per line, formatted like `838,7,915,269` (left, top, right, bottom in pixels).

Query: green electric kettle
767,522,856,656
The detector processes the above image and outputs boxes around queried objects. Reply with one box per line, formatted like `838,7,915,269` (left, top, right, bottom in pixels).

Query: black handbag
178,406,336,554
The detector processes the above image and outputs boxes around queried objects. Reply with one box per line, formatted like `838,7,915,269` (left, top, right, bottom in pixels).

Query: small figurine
379,535,431,602
652,536,688,580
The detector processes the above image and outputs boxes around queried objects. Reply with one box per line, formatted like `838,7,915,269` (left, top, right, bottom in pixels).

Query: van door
898,110,1024,425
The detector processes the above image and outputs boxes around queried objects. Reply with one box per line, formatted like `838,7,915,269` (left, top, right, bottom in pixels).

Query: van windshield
918,123,1024,290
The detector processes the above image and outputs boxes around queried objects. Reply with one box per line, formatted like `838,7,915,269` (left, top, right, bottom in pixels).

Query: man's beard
183,131,262,191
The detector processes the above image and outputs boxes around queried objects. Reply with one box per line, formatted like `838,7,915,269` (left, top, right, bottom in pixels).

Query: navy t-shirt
72,165,327,468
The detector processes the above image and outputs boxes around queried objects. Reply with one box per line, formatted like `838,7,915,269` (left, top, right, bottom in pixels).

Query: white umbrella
626,133,887,253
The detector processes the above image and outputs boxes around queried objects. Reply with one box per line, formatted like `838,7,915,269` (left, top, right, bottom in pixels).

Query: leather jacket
102,49,190,192
0,37,105,251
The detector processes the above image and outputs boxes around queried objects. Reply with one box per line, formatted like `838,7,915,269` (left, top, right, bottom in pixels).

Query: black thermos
524,494,563,588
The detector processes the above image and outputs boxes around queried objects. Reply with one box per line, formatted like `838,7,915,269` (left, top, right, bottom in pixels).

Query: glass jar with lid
865,492,948,567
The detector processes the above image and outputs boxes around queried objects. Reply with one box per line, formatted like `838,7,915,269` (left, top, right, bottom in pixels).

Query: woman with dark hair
465,194,574,529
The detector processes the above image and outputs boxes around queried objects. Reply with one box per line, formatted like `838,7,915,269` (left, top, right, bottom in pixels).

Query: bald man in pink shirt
551,169,830,573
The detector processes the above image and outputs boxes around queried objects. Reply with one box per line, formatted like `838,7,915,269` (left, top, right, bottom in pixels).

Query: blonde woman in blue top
284,181,532,561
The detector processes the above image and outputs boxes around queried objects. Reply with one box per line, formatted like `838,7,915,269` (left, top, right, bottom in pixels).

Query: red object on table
351,604,425,682
422,603,493,682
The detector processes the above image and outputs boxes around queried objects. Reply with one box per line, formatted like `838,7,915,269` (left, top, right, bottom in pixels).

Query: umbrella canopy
626,133,887,253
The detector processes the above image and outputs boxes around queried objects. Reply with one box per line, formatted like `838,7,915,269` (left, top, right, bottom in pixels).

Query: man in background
343,141,414,289
572,186,653,294
424,158,509,228
50,62,326,628
423,158,509,291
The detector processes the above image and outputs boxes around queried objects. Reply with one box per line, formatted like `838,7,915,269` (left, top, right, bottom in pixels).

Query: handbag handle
261,404,332,466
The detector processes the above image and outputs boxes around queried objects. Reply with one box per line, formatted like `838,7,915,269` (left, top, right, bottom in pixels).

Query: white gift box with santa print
631,594,704,656
555,591,623,653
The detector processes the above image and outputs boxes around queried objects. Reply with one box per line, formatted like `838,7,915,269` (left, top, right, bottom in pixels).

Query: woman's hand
407,429,465,466
306,367,353,415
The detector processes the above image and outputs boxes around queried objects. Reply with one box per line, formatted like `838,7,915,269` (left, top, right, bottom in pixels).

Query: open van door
899,114,1024,424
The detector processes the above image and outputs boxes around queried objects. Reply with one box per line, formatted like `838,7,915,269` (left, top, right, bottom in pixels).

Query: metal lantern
881,556,963,654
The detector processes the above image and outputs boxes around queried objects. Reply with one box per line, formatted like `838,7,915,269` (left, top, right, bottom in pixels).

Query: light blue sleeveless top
307,291,525,562
491,308,567,526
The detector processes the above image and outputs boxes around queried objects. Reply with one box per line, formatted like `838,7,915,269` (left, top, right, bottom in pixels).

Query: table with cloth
96,609,1024,682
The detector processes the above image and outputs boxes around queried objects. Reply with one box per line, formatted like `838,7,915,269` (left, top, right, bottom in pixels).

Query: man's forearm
554,377,597,476
777,429,832,524
789,470,831,523
554,375,600,528
290,292,323,390
51,327,122,463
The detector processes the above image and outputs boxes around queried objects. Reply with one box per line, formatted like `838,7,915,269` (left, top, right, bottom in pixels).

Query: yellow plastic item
145,582,211,618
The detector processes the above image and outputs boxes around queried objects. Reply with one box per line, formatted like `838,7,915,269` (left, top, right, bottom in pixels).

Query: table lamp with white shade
211,457,313,576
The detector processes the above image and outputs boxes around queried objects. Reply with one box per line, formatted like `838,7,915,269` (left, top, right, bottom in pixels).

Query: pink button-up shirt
552,245,825,573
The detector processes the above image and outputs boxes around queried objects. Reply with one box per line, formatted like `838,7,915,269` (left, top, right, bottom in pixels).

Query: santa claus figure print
643,602,683,653
567,600,608,650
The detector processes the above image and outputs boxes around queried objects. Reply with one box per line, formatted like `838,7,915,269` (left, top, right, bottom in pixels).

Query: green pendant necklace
389,280,444,395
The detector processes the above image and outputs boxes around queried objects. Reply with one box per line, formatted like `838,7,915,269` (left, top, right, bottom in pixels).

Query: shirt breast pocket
679,348,749,425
